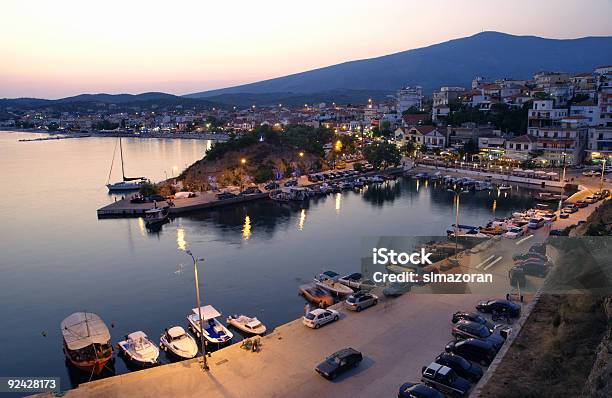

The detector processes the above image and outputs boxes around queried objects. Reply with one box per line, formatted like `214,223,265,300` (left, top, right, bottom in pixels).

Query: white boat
498,184,512,191
160,326,198,360
144,207,169,227
226,315,267,335
338,272,376,290
117,331,159,366
315,272,354,295
106,138,148,192
319,183,332,194
187,305,233,345
369,175,385,183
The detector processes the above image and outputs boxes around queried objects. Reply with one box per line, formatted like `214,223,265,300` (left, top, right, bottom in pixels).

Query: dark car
476,299,521,318
434,352,483,383
451,312,497,330
421,362,471,397
240,187,262,195
307,174,318,182
146,194,165,202
315,348,363,379
284,179,298,187
451,320,505,349
575,200,588,208
529,243,547,255
512,252,547,262
548,229,567,236
514,260,549,277
445,339,497,366
398,382,445,398
216,192,237,200
264,182,279,190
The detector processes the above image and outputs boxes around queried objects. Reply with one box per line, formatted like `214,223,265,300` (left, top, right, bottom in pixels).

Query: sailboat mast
119,138,126,181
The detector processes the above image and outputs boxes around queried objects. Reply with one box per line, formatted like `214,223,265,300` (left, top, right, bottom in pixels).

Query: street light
185,250,209,371
241,158,247,165
601,159,607,192
448,187,469,261
298,151,304,158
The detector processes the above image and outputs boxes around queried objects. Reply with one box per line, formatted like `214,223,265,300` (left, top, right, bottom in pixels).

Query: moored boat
144,206,169,227
298,284,334,308
159,326,198,360
106,138,148,192
187,305,233,345
226,315,267,335
117,331,159,367
315,274,354,296
61,312,113,375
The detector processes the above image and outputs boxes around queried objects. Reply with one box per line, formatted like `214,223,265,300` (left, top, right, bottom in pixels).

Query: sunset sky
2,0,612,99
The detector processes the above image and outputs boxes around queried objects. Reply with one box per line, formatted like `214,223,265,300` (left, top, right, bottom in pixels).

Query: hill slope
188,31,612,97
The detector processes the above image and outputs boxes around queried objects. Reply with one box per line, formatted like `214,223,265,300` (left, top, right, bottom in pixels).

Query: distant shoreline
0,127,229,141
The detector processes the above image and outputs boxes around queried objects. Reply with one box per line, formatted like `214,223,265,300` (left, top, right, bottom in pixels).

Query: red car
575,201,588,208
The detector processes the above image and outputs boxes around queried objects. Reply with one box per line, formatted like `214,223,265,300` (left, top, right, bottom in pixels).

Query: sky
1,0,611,99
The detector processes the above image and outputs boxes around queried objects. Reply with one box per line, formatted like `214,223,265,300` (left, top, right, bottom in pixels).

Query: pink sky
2,0,611,99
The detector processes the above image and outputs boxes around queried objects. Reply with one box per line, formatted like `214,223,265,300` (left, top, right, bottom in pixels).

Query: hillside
188,31,612,97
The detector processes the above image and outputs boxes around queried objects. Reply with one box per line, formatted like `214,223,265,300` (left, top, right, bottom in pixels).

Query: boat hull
63,345,112,375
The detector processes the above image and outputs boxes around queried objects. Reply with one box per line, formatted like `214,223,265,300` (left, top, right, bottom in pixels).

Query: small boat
187,306,233,345
319,183,332,194
144,206,169,227
298,284,334,308
353,179,365,188
226,315,267,335
160,326,198,360
315,274,354,296
498,184,512,191
369,175,385,183
61,312,113,375
117,331,159,367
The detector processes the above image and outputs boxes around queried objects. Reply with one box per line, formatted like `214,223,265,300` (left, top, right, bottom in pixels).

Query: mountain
202,89,393,107
187,31,612,98
54,92,178,104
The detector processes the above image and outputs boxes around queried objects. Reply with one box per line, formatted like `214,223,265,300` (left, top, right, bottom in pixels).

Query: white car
582,170,597,177
584,196,597,204
303,308,340,329
542,213,557,222
504,227,525,239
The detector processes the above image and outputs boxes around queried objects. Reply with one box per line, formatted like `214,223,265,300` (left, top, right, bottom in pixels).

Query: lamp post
601,159,607,192
448,186,469,260
185,250,209,371
561,152,567,183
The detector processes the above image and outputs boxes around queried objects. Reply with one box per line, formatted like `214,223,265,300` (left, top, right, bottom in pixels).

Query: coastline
1,127,229,141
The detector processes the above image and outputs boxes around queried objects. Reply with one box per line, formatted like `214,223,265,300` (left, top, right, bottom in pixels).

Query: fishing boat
226,315,267,335
315,273,354,295
106,138,148,192
144,206,169,227
117,331,159,367
269,189,292,202
159,326,198,360
298,284,334,308
61,312,113,375
187,306,233,345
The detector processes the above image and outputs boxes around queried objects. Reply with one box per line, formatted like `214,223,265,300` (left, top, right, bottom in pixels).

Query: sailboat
106,138,148,192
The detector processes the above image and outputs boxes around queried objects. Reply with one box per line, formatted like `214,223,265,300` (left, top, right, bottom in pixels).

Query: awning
192,305,221,320
534,170,547,174
546,172,558,176
61,312,111,351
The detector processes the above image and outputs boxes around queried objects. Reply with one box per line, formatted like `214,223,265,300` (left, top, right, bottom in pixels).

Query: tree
400,141,416,156
139,182,158,197
402,106,427,116
363,142,401,170
462,139,479,155
380,121,392,137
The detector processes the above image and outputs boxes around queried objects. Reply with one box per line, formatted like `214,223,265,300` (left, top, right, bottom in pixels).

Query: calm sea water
0,131,537,390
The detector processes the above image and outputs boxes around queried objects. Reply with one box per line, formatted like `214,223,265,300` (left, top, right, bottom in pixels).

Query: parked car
529,243,547,255
582,170,597,177
240,187,262,195
542,213,557,222
264,182,279,190
527,218,545,229
345,292,378,312
549,229,567,236
445,339,498,366
434,352,483,383
476,299,521,318
451,312,497,330
398,382,445,398
315,348,362,379
514,260,549,277
559,211,570,219
584,196,597,204
575,200,588,208
562,204,578,213
302,308,340,329
421,362,471,397
284,179,298,187
504,227,525,238
216,192,237,200
451,320,505,349
383,281,412,297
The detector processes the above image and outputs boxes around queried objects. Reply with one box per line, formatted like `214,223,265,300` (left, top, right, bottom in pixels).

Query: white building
396,86,423,114
586,127,612,162
570,101,601,126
